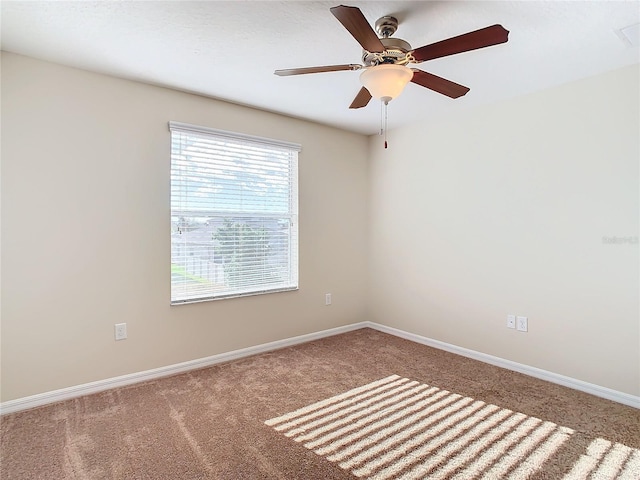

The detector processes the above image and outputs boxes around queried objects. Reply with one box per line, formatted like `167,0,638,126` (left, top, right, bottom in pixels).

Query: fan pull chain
384,100,388,149
379,99,389,149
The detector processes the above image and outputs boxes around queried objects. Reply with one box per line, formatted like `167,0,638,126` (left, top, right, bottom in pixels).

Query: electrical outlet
506,314,516,329
115,323,127,340
325,293,332,306
516,316,528,332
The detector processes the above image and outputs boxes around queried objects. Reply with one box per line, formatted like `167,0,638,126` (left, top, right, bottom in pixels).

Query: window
170,121,300,304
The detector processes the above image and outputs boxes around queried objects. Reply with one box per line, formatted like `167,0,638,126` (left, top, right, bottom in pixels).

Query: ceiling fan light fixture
360,64,413,103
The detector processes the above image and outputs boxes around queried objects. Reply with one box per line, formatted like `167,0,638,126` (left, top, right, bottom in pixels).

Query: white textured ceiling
1,1,639,135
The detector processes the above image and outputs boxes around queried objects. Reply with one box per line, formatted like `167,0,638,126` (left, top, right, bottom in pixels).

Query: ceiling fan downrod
375,16,398,38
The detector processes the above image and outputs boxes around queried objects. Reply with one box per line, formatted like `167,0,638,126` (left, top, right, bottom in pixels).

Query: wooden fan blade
330,5,385,53
411,70,470,98
349,87,372,109
412,25,509,63
274,64,361,76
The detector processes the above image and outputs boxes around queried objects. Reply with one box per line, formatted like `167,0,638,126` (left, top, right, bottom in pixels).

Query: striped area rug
265,375,640,479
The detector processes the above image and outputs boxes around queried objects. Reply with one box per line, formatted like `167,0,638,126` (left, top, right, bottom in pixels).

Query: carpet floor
1,328,638,479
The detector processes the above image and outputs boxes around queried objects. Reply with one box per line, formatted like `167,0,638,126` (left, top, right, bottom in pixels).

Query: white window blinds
170,121,300,304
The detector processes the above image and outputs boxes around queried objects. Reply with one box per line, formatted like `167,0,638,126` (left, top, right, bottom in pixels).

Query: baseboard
2,320,638,414
365,321,640,409
0,322,368,415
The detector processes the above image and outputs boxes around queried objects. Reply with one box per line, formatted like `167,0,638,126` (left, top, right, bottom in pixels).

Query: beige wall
368,65,639,396
0,53,369,401
2,52,638,403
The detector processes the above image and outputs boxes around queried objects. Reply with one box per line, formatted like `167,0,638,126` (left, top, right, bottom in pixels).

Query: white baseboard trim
365,321,640,409
2,320,638,414
0,322,368,415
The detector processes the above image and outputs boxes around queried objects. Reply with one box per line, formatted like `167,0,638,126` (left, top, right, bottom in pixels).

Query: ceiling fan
275,5,509,109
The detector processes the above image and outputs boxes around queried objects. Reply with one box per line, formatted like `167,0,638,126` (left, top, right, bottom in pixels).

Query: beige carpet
266,374,638,479
1,328,639,479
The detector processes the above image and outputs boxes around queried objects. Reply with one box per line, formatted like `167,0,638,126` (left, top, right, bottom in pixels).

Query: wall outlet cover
115,323,127,340
516,316,528,332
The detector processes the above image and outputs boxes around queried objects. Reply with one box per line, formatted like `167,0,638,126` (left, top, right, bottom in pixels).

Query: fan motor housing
363,37,413,66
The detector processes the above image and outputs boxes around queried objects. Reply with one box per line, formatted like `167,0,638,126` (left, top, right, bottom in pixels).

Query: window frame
169,121,300,305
